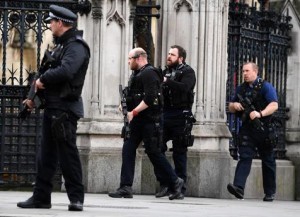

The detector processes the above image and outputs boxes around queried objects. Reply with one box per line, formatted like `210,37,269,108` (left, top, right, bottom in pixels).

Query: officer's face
128,52,139,70
49,19,62,37
167,48,182,68
243,63,258,84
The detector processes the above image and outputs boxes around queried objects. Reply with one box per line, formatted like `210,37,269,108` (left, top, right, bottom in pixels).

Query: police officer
17,5,90,211
108,47,184,200
227,62,278,202
155,45,196,199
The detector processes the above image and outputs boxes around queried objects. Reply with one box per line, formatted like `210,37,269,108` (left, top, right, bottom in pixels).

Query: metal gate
0,0,91,188
226,0,292,160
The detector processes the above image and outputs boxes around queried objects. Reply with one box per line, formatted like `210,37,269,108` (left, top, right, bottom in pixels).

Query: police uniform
109,64,184,200
155,63,196,195
17,5,90,211
230,77,278,200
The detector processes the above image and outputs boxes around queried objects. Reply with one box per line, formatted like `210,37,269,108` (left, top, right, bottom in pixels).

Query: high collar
54,28,82,45
134,63,150,74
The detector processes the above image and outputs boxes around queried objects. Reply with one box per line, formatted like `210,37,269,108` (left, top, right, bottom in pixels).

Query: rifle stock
119,84,130,139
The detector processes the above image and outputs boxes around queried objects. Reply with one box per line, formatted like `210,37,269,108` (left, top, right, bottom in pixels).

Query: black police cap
45,5,77,23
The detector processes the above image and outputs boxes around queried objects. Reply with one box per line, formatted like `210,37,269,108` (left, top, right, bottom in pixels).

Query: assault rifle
119,84,130,140
237,93,264,132
18,47,58,121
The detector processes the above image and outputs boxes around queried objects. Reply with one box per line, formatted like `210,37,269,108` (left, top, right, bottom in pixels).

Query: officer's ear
178,56,184,64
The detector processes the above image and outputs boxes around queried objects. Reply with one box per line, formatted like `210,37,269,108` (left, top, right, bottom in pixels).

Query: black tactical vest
163,64,195,109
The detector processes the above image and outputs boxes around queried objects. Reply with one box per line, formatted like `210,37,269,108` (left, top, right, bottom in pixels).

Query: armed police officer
227,62,278,202
155,45,196,199
108,48,184,200
17,5,90,211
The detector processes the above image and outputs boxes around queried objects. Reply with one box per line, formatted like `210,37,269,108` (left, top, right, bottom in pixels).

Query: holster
121,125,131,140
183,110,196,147
51,113,68,143
184,134,194,147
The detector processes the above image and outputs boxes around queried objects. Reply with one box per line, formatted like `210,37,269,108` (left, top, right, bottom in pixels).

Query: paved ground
0,191,299,217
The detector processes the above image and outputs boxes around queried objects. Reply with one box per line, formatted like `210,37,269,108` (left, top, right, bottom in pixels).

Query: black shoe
68,201,83,211
263,194,275,202
17,196,51,209
169,178,184,200
227,183,244,199
155,185,170,198
175,193,185,200
108,186,133,198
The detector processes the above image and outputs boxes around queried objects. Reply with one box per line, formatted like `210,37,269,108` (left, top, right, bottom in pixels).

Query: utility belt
126,92,162,120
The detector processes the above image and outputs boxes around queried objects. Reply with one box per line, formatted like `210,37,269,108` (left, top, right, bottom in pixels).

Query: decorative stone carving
107,10,125,25
106,0,126,25
174,0,193,12
91,0,103,20
92,7,103,20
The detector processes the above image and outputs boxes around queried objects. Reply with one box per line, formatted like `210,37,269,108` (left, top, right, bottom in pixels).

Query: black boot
227,183,244,199
263,194,275,202
17,196,51,209
68,201,83,211
155,185,170,198
169,178,184,200
108,186,133,198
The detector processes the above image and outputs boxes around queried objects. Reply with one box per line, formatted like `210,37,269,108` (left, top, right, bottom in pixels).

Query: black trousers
120,117,178,187
234,127,276,195
34,108,84,203
155,109,188,191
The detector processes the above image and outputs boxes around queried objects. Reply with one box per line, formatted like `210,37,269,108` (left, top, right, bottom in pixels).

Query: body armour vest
163,64,195,109
126,64,163,118
239,79,272,125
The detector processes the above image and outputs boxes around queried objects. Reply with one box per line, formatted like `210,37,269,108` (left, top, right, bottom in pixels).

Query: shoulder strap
252,78,264,100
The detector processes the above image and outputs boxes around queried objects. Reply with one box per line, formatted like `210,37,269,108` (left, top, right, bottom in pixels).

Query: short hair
62,20,75,28
132,47,147,59
50,18,75,28
171,45,187,62
243,62,259,72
